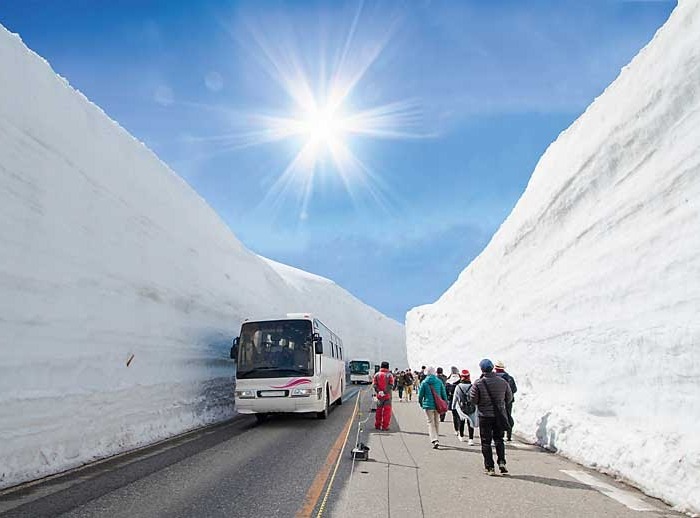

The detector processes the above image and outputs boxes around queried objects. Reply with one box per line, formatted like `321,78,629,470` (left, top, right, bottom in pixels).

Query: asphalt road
0,387,363,518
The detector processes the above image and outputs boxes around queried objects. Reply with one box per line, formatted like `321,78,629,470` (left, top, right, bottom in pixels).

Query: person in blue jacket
418,366,448,449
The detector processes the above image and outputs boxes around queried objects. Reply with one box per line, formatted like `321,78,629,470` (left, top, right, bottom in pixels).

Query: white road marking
342,388,361,403
561,470,659,512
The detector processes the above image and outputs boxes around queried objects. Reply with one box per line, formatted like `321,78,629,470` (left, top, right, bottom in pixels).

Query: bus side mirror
313,334,323,355
230,337,239,360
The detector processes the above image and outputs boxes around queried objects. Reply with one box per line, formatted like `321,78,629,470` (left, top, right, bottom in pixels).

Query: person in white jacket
451,369,478,445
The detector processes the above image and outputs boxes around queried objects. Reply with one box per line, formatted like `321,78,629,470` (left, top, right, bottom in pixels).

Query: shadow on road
507,474,593,490
436,445,483,454
395,430,428,437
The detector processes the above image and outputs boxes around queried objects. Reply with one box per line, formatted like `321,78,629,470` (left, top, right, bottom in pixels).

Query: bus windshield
350,361,370,375
237,319,314,379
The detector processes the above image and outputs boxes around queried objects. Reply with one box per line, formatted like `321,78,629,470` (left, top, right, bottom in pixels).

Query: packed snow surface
407,1,699,514
0,25,405,489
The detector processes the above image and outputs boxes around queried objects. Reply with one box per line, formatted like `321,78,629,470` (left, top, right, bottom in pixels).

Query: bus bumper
236,397,324,414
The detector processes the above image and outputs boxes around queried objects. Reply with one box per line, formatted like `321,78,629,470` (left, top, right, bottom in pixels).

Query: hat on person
494,360,505,369
426,366,437,375
460,369,470,377
479,359,494,372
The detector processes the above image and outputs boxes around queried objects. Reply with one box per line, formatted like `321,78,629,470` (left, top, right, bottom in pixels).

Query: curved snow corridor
407,1,700,514
0,25,405,490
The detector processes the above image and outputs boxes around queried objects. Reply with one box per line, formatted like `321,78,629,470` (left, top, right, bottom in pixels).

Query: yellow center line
295,392,360,518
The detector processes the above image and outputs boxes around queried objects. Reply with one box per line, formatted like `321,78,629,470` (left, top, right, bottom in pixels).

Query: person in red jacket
373,361,394,431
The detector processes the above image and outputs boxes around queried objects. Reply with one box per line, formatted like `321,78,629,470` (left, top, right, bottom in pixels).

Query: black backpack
445,381,456,400
499,372,517,395
458,384,475,415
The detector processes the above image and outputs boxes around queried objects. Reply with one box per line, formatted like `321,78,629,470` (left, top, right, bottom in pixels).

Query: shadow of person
507,474,593,490
395,430,429,437
434,445,482,454
535,412,558,452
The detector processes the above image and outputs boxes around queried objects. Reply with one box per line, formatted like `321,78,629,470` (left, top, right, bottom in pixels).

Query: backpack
458,384,475,415
499,372,517,395
445,381,456,400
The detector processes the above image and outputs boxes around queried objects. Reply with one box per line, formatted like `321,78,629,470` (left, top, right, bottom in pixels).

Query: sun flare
206,6,429,220
302,104,345,146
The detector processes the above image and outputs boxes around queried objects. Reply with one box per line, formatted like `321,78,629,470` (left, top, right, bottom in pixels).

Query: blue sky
0,0,675,321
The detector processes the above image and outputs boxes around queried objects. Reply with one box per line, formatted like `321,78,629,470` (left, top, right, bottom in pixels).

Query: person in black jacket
403,370,414,401
470,359,513,475
494,360,517,441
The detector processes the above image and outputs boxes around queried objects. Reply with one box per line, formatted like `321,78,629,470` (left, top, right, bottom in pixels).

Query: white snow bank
406,0,700,514
0,25,405,490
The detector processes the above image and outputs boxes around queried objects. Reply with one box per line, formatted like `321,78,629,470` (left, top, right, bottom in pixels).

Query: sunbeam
210,3,431,220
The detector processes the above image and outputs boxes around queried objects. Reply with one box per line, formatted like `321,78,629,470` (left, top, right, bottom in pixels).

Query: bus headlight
291,387,315,397
235,390,255,399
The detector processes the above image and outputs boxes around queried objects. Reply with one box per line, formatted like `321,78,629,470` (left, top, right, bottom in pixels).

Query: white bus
230,314,345,421
348,359,375,384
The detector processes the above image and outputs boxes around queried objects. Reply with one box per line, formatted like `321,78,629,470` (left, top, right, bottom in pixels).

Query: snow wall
0,25,406,490
406,1,699,514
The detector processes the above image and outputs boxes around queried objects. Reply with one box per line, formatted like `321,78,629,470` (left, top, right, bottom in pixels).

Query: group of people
372,359,518,476
389,368,415,402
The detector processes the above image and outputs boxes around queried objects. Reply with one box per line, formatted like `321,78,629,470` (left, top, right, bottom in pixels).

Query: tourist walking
397,370,406,402
403,370,414,401
470,359,513,475
494,360,517,441
451,369,477,445
373,361,394,431
445,366,460,414
418,366,448,449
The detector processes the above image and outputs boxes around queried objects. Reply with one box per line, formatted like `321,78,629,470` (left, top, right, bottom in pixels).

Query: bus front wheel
336,382,344,406
317,388,330,419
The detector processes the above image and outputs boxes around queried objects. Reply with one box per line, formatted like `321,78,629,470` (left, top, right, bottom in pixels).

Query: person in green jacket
418,366,448,449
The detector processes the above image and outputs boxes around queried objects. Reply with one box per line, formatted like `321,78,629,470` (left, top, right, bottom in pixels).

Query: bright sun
251,86,422,220
303,105,344,147
207,7,427,220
